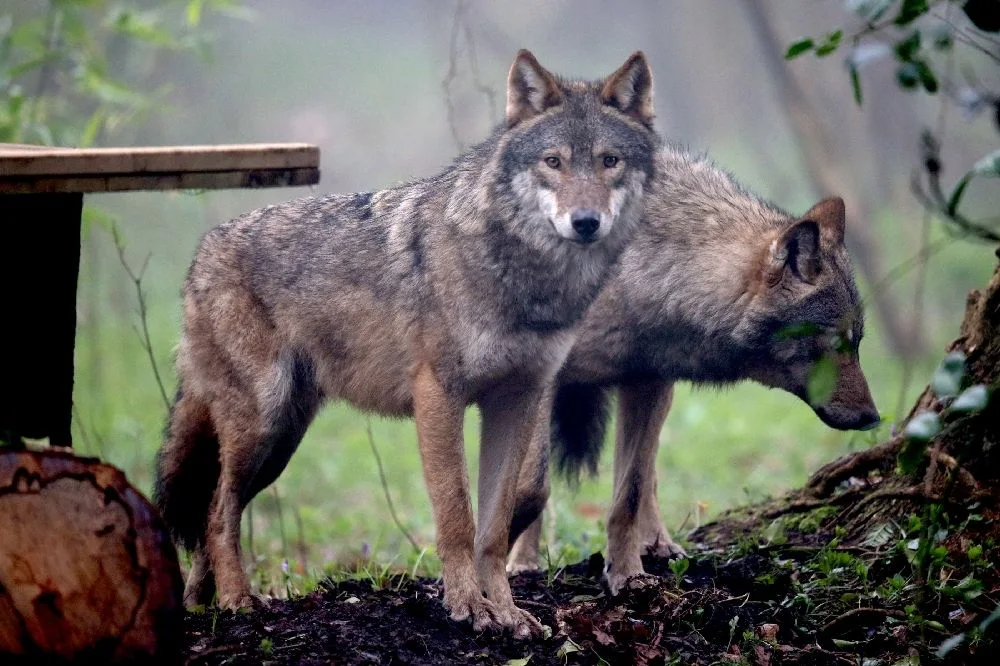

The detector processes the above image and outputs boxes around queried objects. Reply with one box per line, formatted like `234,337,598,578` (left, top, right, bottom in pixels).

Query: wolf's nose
571,209,600,241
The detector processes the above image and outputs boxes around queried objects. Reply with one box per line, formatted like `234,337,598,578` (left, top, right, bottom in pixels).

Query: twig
110,224,171,412
818,607,908,637
441,1,466,151
365,419,421,552
71,403,104,457
441,0,499,152
294,506,309,575
272,484,289,564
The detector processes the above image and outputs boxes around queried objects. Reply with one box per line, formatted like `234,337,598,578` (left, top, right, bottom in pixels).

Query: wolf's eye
602,155,619,168
544,156,561,169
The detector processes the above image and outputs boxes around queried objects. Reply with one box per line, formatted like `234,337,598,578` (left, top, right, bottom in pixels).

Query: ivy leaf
815,30,843,57
951,385,989,413
894,31,922,61
896,63,920,89
847,0,894,22
973,149,1000,176
915,60,939,93
807,354,839,405
931,351,966,399
895,0,930,26
785,38,815,59
903,411,941,442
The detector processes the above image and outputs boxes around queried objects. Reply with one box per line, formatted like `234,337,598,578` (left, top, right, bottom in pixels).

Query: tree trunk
0,447,183,664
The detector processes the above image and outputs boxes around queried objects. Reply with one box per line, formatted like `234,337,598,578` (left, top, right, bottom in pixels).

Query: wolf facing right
506,145,880,595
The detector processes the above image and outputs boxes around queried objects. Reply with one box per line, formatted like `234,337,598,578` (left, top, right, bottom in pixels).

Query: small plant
668,557,690,581
259,637,274,657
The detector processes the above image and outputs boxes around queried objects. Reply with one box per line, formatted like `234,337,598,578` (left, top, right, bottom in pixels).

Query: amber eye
544,156,561,169
603,155,619,168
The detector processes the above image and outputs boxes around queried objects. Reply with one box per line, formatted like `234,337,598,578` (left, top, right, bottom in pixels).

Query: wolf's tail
551,383,612,484
153,382,220,550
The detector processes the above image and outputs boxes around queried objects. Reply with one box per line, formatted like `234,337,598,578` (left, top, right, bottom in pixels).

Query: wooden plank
0,166,320,194
0,143,319,177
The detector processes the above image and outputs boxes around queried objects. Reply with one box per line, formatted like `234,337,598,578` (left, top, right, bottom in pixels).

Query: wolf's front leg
411,363,503,633
475,379,548,639
605,380,684,595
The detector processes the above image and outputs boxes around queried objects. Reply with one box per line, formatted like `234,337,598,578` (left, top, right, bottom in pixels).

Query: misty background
7,1,998,585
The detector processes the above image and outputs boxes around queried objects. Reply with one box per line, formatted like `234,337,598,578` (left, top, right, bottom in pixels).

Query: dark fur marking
551,383,610,483
239,351,321,504
154,383,221,550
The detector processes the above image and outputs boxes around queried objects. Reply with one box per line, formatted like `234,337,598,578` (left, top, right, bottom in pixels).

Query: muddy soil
183,518,999,665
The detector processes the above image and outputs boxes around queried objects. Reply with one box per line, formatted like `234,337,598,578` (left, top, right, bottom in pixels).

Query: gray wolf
153,49,660,638
505,146,879,594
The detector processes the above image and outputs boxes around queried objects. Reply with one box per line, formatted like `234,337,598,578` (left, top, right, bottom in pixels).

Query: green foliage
806,354,839,405
0,0,246,147
931,351,966,399
668,557,690,580
784,37,814,59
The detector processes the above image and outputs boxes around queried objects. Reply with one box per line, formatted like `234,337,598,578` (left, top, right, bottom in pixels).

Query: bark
0,447,183,663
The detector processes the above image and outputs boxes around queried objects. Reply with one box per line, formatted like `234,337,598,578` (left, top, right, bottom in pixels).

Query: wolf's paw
446,593,543,639
506,560,540,576
603,561,653,597
643,534,688,559
216,591,267,612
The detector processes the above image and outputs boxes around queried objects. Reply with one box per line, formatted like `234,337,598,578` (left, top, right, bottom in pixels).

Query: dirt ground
182,507,1000,665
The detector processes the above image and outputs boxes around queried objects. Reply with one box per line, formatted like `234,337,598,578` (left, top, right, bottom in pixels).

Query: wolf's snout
571,209,601,242
814,403,881,431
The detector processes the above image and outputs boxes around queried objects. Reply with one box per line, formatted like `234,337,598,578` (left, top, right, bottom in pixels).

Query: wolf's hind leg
605,380,679,595
506,385,553,575
507,517,543,575
183,544,216,607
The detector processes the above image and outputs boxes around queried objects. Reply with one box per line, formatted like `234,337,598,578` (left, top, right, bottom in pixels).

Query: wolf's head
740,197,880,431
499,50,658,245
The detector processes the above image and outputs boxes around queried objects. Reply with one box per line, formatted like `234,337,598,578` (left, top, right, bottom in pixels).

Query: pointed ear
803,196,846,245
767,219,821,286
600,51,655,128
505,49,564,128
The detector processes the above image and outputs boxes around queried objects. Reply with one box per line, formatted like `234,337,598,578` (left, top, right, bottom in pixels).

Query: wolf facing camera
154,49,661,638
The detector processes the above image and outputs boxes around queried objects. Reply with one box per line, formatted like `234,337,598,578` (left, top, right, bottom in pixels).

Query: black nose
571,209,601,241
815,405,881,431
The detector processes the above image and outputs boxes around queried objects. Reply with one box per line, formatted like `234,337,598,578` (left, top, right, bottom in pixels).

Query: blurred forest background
3,0,998,593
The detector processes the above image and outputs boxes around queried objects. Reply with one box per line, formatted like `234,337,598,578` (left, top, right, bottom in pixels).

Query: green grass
69,189,997,597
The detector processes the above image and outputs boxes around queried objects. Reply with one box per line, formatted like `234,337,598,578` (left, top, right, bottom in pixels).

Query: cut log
0,447,183,663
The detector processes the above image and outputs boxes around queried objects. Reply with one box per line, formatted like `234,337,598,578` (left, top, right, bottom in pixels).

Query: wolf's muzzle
570,209,601,243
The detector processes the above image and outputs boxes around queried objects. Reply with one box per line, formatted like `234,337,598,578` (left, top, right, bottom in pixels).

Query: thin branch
272,484,289,564
441,1,466,151
818,607,908,637
110,224,171,412
441,0,499,152
365,419,421,552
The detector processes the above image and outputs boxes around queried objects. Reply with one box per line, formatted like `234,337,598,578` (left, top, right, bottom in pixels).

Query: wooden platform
0,143,320,193
0,142,321,447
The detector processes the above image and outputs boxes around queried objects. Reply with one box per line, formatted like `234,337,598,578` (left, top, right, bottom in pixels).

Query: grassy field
67,190,998,596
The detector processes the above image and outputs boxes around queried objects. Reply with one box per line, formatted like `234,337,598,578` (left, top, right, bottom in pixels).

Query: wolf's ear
767,219,821,285
600,51,655,129
506,49,564,128
803,196,846,246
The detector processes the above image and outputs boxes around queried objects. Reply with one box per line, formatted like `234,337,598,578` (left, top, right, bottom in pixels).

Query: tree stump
0,447,183,663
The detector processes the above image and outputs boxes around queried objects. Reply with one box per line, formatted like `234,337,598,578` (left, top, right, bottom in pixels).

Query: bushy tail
153,383,219,550
551,383,611,485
